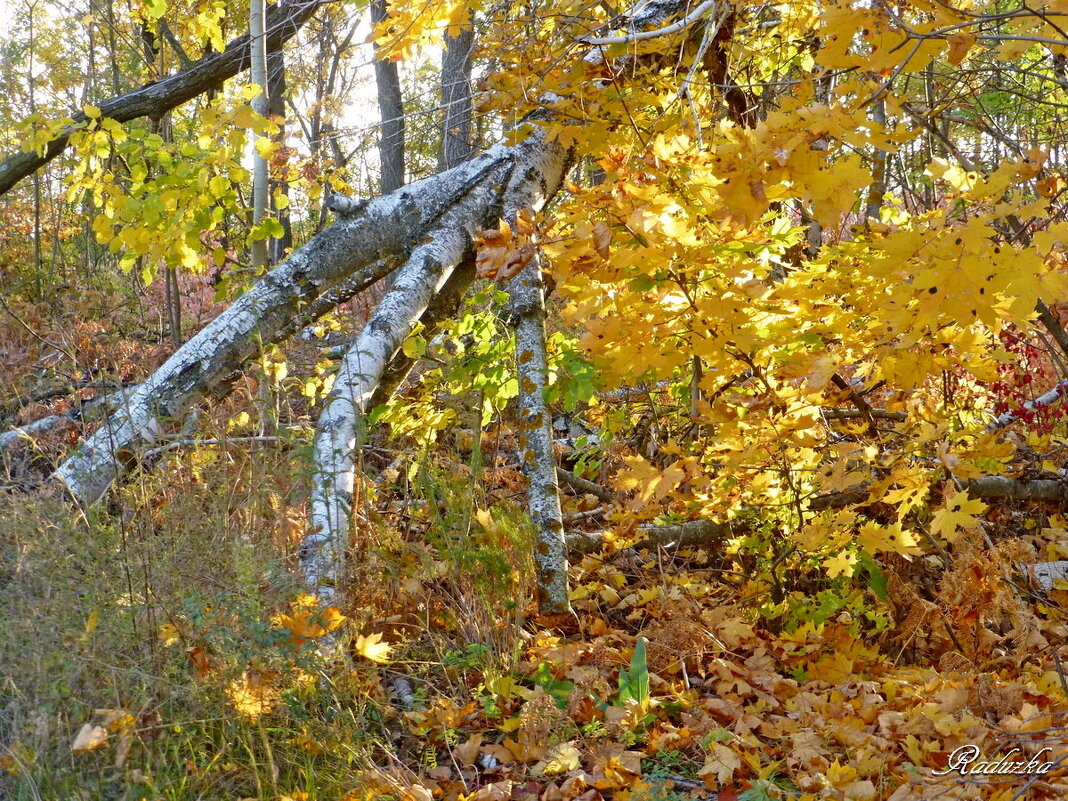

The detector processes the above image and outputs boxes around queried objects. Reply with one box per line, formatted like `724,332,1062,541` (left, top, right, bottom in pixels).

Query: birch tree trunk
250,0,270,270
501,142,571,614
52,149,514,504
303,134,567,605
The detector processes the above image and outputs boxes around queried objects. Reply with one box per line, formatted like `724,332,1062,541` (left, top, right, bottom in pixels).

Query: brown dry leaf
475,211,538,281
1037,174,1066,198
113,728,134,769
453,733,483,766
404,785,434,801
186,645,213,678
591,221,611,259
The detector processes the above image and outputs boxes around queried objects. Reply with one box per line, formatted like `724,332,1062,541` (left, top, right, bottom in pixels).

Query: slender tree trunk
267,48,293,262
106,0,120,94
250,0,270,270
370,0,405,194
440,15,474,171
28,2,43,300
866,97,887,220
500,142,571,614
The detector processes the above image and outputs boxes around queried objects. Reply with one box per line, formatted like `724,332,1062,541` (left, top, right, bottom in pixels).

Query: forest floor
3,293,1068,801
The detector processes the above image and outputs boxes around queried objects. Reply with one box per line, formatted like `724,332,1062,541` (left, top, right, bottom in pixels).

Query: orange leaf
946,34,976,65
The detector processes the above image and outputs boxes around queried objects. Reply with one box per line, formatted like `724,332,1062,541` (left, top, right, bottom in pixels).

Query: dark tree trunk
370,0,405,194
439,16,474,171
267,47,293,262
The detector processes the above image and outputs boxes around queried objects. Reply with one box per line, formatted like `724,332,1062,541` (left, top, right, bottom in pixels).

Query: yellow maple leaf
858,521,923,556
699,743,741,784
532,741,581,776
930,489,986,542
274,595,346,645
824,550,859,578
353,632,392,663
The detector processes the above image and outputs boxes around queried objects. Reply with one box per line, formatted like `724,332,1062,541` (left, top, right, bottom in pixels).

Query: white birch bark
492,0,704,613
500,141,571,613
52,155,508,505
250,0,270,269
304,156,515,602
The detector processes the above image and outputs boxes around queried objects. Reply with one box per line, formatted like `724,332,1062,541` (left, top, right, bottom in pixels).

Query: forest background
5,0,1068,799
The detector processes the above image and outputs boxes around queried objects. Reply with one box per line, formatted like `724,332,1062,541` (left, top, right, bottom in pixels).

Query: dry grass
0,440,535,800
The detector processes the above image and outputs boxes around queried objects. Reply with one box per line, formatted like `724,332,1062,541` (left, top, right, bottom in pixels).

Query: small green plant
739,774,801,800
631,758,690,801
532,662,575,709
443,643,490,670
616,637,651,708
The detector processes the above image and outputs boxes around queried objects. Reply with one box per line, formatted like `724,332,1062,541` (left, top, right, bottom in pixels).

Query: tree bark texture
440,16,474,171
52,147,515,504
370,0,405,194
250,0,271,270
501,141,571,613
267,47,294,261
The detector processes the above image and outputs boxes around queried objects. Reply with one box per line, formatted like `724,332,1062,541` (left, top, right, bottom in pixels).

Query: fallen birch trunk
305,156,513,602
303,133,570,606
52,149,511,505
0,387,138,457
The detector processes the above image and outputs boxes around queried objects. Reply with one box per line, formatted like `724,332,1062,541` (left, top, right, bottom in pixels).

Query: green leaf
144,0,167,20
618,637,650,706
860,553,889,599
209,175,229,199
402,335,427,359
250,217,285,241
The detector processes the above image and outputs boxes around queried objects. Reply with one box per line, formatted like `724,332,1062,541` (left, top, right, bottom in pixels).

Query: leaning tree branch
567,518,732,557
0,0,323,197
